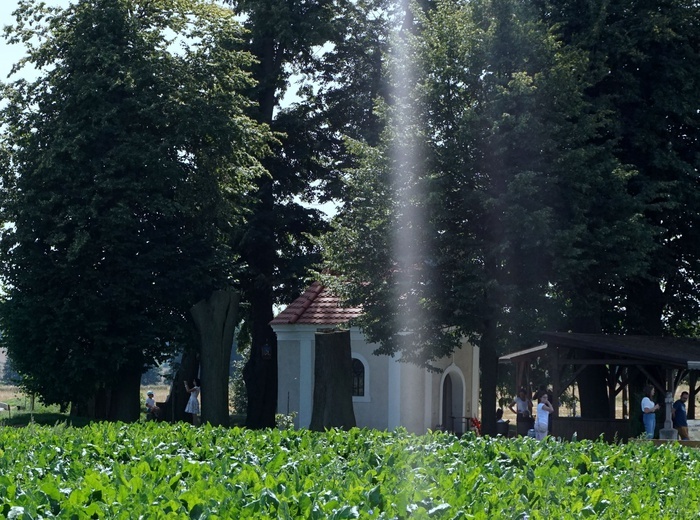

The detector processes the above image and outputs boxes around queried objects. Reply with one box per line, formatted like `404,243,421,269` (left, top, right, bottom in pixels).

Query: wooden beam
614,372,630,396
638,366,665,394
689,372,698,420
607,365,617,417
622,373,629,419
563,359,658,366
559,365,588,397
673,369,688,392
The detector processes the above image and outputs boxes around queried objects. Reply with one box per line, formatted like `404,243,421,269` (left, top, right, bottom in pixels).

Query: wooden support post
689,371,698,420
607,366,617,418
622,370,629,420
551,345,560,417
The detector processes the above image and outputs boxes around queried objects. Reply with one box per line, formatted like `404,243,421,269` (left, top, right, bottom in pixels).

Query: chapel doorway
441,370,466,433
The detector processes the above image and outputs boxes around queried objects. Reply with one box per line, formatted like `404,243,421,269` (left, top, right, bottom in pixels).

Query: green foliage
275,411,298,429
0,424,698,517
320,0,700,416
0,0,271,410
529,0,700,335
229,346,249,414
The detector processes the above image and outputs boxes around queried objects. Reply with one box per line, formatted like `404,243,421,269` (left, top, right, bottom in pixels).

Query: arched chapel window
352,357,365,397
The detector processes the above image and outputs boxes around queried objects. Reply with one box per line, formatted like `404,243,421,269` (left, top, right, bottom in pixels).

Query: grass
0,384,88,426
0,384,173,427
0,384,26,406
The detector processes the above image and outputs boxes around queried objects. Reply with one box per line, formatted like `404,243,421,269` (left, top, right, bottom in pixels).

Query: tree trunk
625,278,664,336
243,273,277,429
239,25,284,430
191,290,240,427
576,364,610,419
624,278,665,430
569,298,610,418
164,348,200,423
71,363,141,421
309,329,356,431
105,365,141,422
480,319,499,436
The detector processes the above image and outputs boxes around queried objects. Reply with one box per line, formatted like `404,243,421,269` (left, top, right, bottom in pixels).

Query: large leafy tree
0,0,270,420
518,0,700,415
225,0,394,428
529,0,700,337
323,0,653,430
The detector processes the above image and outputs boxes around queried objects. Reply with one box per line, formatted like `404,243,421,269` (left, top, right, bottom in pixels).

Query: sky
0,1,24,82
1,1,71,82
0,0,70,82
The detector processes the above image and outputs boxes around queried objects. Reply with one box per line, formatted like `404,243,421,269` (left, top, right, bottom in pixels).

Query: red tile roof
270,282,362,325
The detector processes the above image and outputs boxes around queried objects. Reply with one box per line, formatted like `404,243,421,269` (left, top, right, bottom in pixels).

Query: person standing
185,378,201,425
641,384,660,439
534,394,554,440
509,388,533,436
672,391,690,441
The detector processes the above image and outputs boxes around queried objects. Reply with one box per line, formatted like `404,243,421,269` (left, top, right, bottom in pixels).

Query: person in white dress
184,378,201,425
535,394,554,440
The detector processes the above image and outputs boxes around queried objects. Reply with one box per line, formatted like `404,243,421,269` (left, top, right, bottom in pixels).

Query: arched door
442,374,453,431
441,369,466,433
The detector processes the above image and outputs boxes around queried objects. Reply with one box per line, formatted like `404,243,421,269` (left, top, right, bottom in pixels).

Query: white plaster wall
276,338,302,427
351,333,390,430
424,341,479,433
274,325,318,428
274,322,480,433
275,325,391,430
399,362,427,434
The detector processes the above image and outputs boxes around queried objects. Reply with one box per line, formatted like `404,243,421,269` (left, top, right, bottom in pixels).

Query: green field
0,423,698,518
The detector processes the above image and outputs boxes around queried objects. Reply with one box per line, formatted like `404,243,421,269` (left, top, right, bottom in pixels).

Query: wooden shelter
500,332,700,441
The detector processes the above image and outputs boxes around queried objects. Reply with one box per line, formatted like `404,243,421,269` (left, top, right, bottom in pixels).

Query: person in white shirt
509,388,533,436
535,394,554,440
145,390,160,421
641,384,660,439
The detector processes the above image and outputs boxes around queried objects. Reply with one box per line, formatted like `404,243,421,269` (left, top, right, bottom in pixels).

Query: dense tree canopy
535,0,700,337
321,0,700,430
0,0,270,418
2,0,698,428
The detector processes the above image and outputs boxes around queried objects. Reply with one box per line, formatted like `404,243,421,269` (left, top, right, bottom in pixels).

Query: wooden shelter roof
500,333,700,370
499,332,700,438
539,332,700,370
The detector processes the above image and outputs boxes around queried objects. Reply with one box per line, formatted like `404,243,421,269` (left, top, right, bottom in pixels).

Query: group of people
510,384,693,441
509,385,554,440
145,378,201,425
641,384,690,440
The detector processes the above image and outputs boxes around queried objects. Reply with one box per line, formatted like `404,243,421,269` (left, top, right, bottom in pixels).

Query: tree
322,0,653,430
531,0,700,335
191,290,240,427
527,0,700,414
0,0,270,420
226,0,396,428
219,0,336,428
